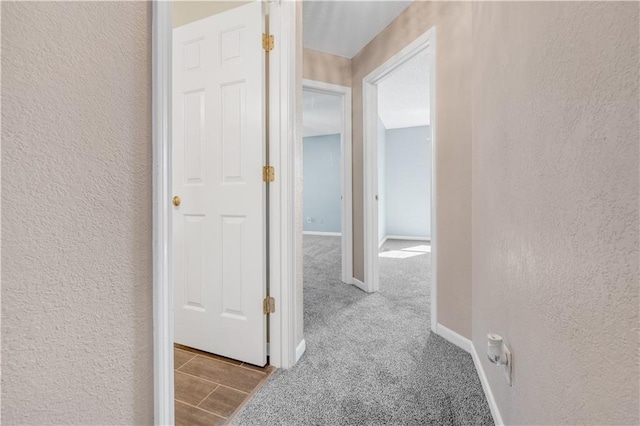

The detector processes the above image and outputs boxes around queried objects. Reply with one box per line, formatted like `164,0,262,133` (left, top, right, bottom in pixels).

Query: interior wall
173,1,251,28
303,48,351,87
385,126,431,239
1,2,153,423
303,134,342,234
351,1,472,338
471,2,639,424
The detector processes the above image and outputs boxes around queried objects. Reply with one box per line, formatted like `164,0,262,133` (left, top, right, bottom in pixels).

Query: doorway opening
300,81,352,353
363,28,437,331
302,81,353,284
161,1,292,423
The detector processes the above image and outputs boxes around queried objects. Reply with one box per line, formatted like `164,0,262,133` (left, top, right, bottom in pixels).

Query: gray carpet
234,236,493,425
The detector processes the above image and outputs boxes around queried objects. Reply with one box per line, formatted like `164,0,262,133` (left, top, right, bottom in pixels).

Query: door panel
172,1,266,366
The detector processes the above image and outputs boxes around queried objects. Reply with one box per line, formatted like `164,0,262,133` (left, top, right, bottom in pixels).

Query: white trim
385,235,431,242
268,0,297,369
351,277,367,292
436,324,504,426
436,323,471,353
303,231,342,236
295,339,306,362
152,1,174,425
378,236,388,249
362,28,438,334
436,325,503,425
429,27,438,336
152,3,299,423
363,80,379,294
302,79,353,286
470,343,505,426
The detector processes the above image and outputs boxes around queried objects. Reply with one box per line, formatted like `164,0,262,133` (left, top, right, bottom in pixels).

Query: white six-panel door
172,2,266,366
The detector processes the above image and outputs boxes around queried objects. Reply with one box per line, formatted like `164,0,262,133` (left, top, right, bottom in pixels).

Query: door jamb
362,27,438,333
266,0,298,370
152,1,298,424
152,1,174,424
301,79,353,286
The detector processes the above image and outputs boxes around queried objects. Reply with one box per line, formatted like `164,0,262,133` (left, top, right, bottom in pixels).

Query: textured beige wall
351,1,472,337
303,48,352,87
471,2,639,424
1,2,153,423
173,1,251,28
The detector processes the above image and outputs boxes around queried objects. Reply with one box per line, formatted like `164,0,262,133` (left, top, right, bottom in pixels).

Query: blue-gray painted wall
384,126,431,238
303,134,342,233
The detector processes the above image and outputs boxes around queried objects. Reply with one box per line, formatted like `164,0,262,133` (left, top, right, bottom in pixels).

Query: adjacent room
302,88,343,248
302,88,347,326
376,49,432,297
235,3,491,424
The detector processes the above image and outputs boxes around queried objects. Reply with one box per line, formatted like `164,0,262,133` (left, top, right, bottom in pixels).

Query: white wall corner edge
295,339,306,363
436,323,504,426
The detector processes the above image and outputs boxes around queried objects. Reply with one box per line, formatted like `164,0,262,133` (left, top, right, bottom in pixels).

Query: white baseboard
436,323,503,425
295,339,306,363
470,343,504,426
378,236,388,249
386,235,430,242
351,277,367,292
302,231,341,236
436,323,472,353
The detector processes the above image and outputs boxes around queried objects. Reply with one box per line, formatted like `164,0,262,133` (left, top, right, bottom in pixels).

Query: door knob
172,196,181,207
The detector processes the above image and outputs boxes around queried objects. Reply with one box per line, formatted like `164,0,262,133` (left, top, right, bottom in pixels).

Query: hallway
234,236,492,425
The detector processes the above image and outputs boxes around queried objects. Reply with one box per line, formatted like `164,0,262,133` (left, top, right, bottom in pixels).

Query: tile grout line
195,384,224,414
175,345,253,369
174,369,251,395
225,364,275,423
175,353,198,371
175,345,270,375
175,398,227,420
174,347,275,424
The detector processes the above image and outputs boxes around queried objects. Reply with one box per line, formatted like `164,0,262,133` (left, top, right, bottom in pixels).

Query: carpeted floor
233,236,493,425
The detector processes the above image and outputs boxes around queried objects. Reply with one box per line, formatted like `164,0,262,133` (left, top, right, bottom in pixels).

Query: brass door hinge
263,165,275,182
262,33,274,52
263,296,275,314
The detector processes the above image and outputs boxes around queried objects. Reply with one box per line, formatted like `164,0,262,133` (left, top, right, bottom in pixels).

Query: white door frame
152,1,298,424
362,27,438,333
301,80,353,285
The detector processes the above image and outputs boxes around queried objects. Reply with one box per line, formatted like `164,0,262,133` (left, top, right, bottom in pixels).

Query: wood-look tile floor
174,344,275,425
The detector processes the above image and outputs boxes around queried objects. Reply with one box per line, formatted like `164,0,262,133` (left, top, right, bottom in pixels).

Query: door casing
152,1,298,424
362,27,438,332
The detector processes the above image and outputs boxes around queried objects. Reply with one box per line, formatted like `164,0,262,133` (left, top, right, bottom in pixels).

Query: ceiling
303,90,342,138
303,50,430,136
378,48,430,129
303,1,412,59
